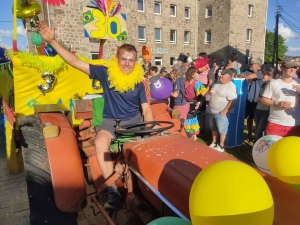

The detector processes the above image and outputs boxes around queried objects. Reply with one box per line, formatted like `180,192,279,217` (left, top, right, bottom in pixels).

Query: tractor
18,99,300,225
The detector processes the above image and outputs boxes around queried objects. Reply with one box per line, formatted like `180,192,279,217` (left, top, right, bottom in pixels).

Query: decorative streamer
90,0,122,17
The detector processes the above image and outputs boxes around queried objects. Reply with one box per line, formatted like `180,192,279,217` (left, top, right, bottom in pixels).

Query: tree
264,30,288,64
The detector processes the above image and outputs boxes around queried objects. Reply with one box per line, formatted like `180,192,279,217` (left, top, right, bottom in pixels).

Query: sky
1,0,300,56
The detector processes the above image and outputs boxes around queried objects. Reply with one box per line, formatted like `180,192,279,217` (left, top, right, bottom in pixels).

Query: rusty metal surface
39,113,86,212
74,99,93,120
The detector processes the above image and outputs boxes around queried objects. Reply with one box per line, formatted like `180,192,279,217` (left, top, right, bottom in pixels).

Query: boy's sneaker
208,142,217,148
102,185,121,210
214,145,225,152
171,109,181,119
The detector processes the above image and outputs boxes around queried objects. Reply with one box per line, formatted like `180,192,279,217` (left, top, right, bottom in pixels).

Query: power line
281,10,300,23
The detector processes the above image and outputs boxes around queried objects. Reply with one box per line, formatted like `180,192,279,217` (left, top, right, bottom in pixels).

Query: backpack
184,80,196,102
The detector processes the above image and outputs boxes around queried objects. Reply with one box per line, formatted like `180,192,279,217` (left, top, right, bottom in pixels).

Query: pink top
197,64,209,85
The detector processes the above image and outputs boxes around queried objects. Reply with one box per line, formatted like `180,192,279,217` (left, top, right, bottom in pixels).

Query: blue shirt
89,65,147,120
173,77,188,106
243,70,263,102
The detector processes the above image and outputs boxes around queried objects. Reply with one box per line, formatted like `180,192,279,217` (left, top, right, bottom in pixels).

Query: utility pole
272,7,281,71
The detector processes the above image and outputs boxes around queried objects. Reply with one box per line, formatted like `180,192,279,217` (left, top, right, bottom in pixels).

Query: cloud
17,26,26,36
286,47,300,56
0,29,12,37
288,47,300,52
278,23,296,40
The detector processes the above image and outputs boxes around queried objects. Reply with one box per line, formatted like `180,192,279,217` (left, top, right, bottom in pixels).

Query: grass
196,119,256,168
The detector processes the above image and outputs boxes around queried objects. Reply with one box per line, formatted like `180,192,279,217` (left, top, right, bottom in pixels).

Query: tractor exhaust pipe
126,192,159,224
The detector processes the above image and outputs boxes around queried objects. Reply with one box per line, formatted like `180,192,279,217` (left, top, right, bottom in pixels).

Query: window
185,7,190,19
184,31,190,44
170,30,177,44
170,57,175,65
155,28,161,43
90,52,99,59
246,29,252,43
137,0,144,12
206,6,212,18
154,2,161,15
155,57,162,66
248,5,253,17
205,31,211,43
138,26,146,42
170,4,176,17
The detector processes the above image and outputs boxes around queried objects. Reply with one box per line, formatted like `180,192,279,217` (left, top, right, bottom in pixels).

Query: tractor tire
19,114,77,225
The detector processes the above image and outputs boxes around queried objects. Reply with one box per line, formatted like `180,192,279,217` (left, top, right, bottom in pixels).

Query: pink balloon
150,78,173,100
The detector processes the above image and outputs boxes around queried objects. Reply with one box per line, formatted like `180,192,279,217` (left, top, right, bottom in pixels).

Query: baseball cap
220,61,226,66
220,69,233,77
281,57,298,68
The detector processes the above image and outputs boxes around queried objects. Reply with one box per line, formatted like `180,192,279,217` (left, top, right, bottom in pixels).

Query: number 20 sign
83,7,127,41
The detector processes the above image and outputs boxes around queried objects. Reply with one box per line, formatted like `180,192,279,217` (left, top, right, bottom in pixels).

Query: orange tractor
18,99,300,225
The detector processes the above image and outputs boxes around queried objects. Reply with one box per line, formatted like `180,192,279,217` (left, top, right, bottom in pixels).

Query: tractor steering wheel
115,121,174,135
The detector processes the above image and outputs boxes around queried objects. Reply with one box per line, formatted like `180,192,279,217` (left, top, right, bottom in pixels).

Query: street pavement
0,113,30,225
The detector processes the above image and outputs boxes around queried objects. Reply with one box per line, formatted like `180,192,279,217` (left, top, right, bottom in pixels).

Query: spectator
195,52,210,86
178,53,189,70
254,67,274,142
184,67,208,140
148,66,159,84
187,53,193,65
142,60,152,74
215,61,226,82
170,62,190,124
208,69,237,152
173,57,178,65
238,57,263,144
294,56,300,78
228,68,237,79
261,57,300,137
225,52,242,76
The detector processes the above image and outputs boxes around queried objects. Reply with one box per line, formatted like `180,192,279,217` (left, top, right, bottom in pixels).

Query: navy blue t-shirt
89,64,147,120
173,77,188,106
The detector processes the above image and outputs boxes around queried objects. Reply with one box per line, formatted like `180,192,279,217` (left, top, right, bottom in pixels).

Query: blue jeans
209,113,229,135
254,109,269,142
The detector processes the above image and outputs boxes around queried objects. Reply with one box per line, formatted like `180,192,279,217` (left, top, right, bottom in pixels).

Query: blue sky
1,0,300,56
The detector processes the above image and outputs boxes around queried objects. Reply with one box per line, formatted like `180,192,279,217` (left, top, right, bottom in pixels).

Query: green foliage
264,30,288,64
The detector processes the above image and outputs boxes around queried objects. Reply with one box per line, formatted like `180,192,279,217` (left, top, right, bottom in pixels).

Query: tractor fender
39,112,86,212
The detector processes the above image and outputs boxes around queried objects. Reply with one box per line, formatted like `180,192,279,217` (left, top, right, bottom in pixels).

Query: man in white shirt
261,57,300,136
208,69,237,152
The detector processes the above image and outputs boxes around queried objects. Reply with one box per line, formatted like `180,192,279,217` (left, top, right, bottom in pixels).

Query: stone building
36,0,268,70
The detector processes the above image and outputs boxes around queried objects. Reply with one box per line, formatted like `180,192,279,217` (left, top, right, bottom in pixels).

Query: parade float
1,0,300,225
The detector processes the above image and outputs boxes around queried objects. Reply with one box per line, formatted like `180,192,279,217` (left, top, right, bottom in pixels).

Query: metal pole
274,7,280,71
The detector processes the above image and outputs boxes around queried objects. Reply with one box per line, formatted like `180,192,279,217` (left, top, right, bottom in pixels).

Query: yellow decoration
12,56,102,126
0,69,13,103
189,160,274,225
107,56,144,92
10,50,66,74
268,136,300,184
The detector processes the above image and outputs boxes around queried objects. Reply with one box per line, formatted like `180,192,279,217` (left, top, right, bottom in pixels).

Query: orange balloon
142,46,152,60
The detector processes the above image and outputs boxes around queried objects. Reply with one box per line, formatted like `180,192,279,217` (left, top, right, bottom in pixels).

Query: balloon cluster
90,0,122,17
14,0,41,22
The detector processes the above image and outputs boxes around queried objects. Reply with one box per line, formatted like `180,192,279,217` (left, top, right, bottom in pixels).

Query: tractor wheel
19,114,77,225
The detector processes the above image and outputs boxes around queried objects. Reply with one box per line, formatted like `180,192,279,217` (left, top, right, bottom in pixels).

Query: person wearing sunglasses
238,58,264,144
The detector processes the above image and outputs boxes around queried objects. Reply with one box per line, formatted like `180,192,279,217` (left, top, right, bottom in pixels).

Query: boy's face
117,48,137,74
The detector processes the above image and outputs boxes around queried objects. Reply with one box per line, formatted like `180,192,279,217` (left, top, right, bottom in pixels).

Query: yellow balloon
189,160,274,225
268,136,300,184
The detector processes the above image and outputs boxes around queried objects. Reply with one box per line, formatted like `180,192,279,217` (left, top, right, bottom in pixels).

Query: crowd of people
143,52,300,152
